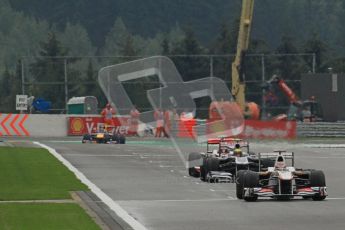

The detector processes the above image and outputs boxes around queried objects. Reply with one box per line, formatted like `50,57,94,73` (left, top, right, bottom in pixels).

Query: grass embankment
0,147,101,230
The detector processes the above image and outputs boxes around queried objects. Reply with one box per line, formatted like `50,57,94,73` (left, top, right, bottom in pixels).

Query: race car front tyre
206,158,219,172
309,170,326,187
243,172,259,201
243,171,259,188
312,194,326,201
310,170,326,201
200,158,219,181
188,152,202,177
236,170,247,199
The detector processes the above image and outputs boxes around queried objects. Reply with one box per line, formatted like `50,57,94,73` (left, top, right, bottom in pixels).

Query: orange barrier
178,118,196,138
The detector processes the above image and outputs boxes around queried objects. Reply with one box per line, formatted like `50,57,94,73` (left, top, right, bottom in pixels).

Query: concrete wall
0,114,67,137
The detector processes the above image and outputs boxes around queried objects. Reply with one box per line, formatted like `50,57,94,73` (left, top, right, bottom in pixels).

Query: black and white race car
82,129,126,144
236,151,327,201
187,137,275,182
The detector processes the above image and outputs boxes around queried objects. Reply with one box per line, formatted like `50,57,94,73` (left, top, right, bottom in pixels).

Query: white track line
119,198,235,203
34,141,148,230
119,197,345,202
303,144,345,148
299,156,345,159
64,154,137,157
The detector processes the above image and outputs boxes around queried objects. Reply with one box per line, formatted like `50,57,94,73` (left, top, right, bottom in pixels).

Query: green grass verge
0,147,88,200
0,203,100,230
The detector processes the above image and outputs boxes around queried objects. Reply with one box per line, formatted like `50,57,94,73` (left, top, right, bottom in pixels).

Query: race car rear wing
207,137,249,153
258,151,295,171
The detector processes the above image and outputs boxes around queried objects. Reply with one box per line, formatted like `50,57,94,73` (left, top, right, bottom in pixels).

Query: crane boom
231,0,255,111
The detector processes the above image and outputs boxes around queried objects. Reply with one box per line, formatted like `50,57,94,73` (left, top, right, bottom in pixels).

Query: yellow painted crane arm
231,0,255,111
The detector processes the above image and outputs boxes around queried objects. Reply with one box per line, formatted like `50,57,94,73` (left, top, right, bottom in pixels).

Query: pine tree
171,26,207,81
161,36,170,55
120,34,137,57
30,32,68,110
303,33,329,72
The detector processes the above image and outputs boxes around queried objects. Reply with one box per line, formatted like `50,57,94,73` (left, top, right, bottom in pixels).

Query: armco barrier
0,113,67,137
2,113,343,138
297,122,345,137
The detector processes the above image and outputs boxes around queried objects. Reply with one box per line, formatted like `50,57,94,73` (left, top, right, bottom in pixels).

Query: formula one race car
236,151,327,201
187,137,275,182
82,129,126,144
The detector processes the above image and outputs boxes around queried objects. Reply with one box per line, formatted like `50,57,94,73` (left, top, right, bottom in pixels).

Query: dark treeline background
1,0,345,114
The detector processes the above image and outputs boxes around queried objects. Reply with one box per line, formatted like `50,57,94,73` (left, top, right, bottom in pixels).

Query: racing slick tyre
104,134,111,143
188,152,202,177
236,170,247,199
243,171,259,202
205,158,220,183
118,134,126,144
260,158,275,168
310,170,326,201
200,158,207,181
112,134,119,143
82,134,91,143
200,158,219,182
112,134,126,144
243,171,259,188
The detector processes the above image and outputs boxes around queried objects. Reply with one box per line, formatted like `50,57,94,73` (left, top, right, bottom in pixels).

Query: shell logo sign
70,118,85,135
67,116,133,136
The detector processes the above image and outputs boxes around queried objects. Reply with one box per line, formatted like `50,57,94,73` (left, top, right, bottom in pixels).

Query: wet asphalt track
8,137,345,230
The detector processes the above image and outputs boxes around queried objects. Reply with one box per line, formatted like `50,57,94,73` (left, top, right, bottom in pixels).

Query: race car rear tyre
309,170,326,187
236,170,247,199
243,171,259,188
260,158,275,168
112,134,119,143
82,134,91,143
118,134,126,144
188,152,202,177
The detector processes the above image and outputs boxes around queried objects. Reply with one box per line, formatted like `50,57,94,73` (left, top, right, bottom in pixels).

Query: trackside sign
16,95,28,111
68,116,135,136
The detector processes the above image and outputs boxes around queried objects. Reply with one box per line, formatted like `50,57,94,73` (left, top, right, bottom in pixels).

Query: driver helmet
234,148,242,157
275,156,286,169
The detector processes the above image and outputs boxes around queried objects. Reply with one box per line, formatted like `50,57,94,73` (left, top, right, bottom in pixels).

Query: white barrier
0,113,68,137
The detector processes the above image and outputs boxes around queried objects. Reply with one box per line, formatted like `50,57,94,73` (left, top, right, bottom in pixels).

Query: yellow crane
209,0,259,120
231,0,259,119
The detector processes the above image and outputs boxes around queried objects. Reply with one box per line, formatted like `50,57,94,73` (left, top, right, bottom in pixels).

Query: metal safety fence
17,53,315,116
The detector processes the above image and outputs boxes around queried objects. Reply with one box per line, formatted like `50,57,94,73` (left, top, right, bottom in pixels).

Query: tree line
1,1,345,115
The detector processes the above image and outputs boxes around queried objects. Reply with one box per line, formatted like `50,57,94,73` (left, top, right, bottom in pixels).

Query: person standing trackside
129,105,140,136
101,103,116,131
154,108,169,137
164,109,172,137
